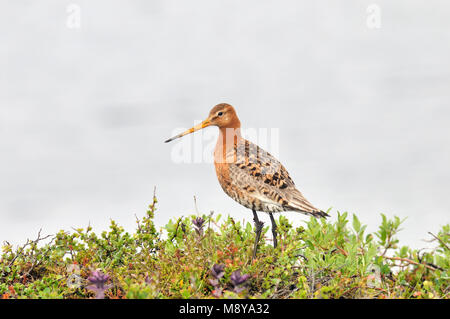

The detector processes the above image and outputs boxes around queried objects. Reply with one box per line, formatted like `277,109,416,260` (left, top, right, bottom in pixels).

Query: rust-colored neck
218,126,241,138
212,107,242,164
215,127,241,164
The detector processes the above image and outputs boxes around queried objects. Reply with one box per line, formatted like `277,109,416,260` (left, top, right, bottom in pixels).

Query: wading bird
165,103,328,258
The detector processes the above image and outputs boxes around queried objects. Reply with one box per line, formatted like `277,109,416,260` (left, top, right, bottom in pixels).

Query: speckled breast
214,161,259,210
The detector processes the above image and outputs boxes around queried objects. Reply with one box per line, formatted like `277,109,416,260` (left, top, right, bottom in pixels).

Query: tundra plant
0,195,448,299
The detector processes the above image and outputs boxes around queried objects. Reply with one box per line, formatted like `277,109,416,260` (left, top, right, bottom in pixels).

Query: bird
165,103,328,258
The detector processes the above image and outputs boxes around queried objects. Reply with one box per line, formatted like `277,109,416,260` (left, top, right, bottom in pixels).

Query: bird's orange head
164,103,241,143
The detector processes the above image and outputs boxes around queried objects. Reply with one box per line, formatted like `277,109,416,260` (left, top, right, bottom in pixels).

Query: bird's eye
218,112,223,116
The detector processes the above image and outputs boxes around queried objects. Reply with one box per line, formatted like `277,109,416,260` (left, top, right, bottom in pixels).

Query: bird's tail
309,210,329,218
288,189,329,218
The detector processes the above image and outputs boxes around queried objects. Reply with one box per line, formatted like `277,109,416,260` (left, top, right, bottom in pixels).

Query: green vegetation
0,194,448,299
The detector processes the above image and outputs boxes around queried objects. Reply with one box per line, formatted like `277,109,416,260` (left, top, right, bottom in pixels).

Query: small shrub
0,194,448,299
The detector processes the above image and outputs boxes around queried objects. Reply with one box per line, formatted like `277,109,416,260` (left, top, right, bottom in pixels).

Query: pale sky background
0,1,449,249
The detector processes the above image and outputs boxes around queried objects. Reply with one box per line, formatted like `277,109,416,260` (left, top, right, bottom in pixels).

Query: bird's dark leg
269,212,278,248
252,209,264,260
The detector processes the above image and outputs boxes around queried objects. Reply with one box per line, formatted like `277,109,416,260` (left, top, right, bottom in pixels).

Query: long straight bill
164,119,211,143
